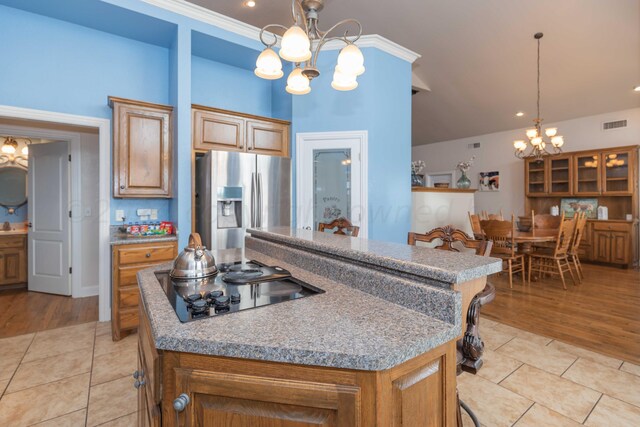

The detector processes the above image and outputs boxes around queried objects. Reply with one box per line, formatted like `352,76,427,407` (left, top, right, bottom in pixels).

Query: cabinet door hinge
69,267,72,274
68,154,71,162
69,210,72,218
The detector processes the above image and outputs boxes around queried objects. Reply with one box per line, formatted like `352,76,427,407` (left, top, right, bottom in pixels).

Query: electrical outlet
137,208,152,216
150,209,158,220
115,210,125,222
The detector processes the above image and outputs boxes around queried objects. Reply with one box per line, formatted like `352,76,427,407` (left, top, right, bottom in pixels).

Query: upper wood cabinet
525,146,638,197
547,155,573,196
110,97,173,198
192,105,290,157
525,158,547,196
601,149,634,195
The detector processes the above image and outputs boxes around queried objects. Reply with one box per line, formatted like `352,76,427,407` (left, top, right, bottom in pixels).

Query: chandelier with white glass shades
254,0,365,95
513,32,565,160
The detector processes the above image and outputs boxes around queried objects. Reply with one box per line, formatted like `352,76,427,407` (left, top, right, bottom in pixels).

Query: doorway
296,131,368,237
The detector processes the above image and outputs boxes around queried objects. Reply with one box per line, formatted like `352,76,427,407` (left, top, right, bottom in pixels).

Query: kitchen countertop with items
109,225,177,245
137,228,501,371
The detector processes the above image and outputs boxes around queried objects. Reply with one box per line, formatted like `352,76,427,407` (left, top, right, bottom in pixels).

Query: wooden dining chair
468,212,483,238
567,213,588,283
528,213,578,290
483,209,504,220
408,225,493,256
318,217,360,237
532,210,563,230
480,215,526,288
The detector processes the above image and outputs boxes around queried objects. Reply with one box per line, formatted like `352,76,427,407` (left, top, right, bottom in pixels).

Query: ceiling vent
602,120,627,131
468,142,481,149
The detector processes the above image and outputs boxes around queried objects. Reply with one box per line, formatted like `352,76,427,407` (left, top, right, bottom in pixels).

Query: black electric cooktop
155,260,324,323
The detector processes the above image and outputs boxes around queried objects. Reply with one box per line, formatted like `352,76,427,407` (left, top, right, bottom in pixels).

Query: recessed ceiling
187,0,640,145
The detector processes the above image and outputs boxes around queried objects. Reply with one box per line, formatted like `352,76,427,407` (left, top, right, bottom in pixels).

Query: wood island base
138,306,458,427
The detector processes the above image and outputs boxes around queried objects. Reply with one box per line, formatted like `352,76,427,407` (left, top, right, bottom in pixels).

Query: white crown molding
322,35,421,63
139,0,420,63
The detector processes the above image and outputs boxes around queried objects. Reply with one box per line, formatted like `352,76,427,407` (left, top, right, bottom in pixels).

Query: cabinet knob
145,253,151,258
134,379,146,389
133,370,144,379
173,393,191,412
120,185,125,189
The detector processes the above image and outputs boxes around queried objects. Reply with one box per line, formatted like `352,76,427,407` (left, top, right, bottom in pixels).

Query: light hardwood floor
0,289,98,339
482,262,640,364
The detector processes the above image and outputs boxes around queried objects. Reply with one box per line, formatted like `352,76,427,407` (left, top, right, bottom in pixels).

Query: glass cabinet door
525,159,547,196
574,153,601,195
548,156,572,195
601,150,632,194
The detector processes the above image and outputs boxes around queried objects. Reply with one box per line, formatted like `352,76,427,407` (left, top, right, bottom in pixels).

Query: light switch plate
150,209,158,220
115,209,125,222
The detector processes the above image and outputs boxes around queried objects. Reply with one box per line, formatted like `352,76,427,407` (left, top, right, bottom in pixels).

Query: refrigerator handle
250,172,256,228
258,173,264,227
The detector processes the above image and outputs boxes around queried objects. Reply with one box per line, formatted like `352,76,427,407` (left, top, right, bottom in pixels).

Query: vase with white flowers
456,156,475,189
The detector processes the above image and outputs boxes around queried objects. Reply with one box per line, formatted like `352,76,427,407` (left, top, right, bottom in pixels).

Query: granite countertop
137,248,461,371
248,227,502,285
110,226,178,245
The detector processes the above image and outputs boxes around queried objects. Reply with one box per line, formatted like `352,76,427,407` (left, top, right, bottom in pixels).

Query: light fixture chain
537,36,541,128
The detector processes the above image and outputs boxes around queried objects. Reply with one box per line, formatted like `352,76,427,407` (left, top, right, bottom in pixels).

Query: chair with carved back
568,213,588,282
408,225,494,427
468,212,483,239
317,217,360,237
528,213,578,290
480,215,526,288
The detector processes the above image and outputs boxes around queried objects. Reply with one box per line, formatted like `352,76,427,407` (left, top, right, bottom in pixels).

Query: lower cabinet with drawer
0,234,27,287
112,240,177,340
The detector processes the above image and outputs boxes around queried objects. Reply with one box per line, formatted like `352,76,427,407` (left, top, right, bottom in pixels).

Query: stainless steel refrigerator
196,151,291,250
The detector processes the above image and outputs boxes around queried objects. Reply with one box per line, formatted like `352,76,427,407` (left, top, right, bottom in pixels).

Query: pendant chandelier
254,0,364,95
513,33,565,160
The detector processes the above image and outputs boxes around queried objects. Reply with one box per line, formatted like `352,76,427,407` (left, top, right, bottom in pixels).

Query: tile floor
1,318,639,426
459,317,640,426
0,321,137,426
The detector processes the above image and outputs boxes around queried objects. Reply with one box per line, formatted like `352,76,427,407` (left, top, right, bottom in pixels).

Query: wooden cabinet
525,158,547,196
0,234,27,286
601,149,633,195
110,97,173,198
547,155,573,196
137,306,457,426
112,240,177,340
192,105,290,157
592,222,634,266
574,153,601,196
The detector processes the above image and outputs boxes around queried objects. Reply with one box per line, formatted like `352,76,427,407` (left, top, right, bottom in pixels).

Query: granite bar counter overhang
137,231,475,371
247,227,503,286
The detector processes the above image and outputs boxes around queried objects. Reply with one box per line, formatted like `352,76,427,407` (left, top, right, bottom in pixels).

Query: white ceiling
188,0,640,145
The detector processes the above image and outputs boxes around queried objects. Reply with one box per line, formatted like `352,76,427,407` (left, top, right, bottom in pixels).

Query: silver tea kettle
170,233,218,279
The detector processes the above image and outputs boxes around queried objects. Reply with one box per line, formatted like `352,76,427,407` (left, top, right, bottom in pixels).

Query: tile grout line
493,336,517,352
559,356,580,377
94,410,137,427
85,322,99,427
24,408,86,427
581,393,603,425
509,401,535,427
498,363,526,386
0,332,37,400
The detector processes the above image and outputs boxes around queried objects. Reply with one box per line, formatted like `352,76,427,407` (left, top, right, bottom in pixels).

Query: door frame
0,105,111,321
295,130,368,238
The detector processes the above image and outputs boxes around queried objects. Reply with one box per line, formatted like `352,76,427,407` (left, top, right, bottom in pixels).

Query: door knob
173,393,190,412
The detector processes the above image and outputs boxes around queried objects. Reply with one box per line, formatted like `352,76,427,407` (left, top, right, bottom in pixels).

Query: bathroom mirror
0,166,28,213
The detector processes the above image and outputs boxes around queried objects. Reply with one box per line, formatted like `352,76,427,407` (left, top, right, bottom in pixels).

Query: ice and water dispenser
217,187,243,229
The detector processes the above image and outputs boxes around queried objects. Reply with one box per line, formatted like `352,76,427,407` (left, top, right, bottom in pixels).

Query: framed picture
478,171,499,191
560,198,598,219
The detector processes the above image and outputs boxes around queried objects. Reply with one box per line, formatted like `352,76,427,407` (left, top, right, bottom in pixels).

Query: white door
296,131,368,237
28,141,71,295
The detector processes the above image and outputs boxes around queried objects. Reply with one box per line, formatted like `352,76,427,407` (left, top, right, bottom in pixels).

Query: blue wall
0,4,173,225
0,206,27,224
0,0,413,245
191,55,273,117
292,49,412,243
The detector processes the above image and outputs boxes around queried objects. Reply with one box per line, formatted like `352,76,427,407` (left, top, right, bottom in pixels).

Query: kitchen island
136,228,501,426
